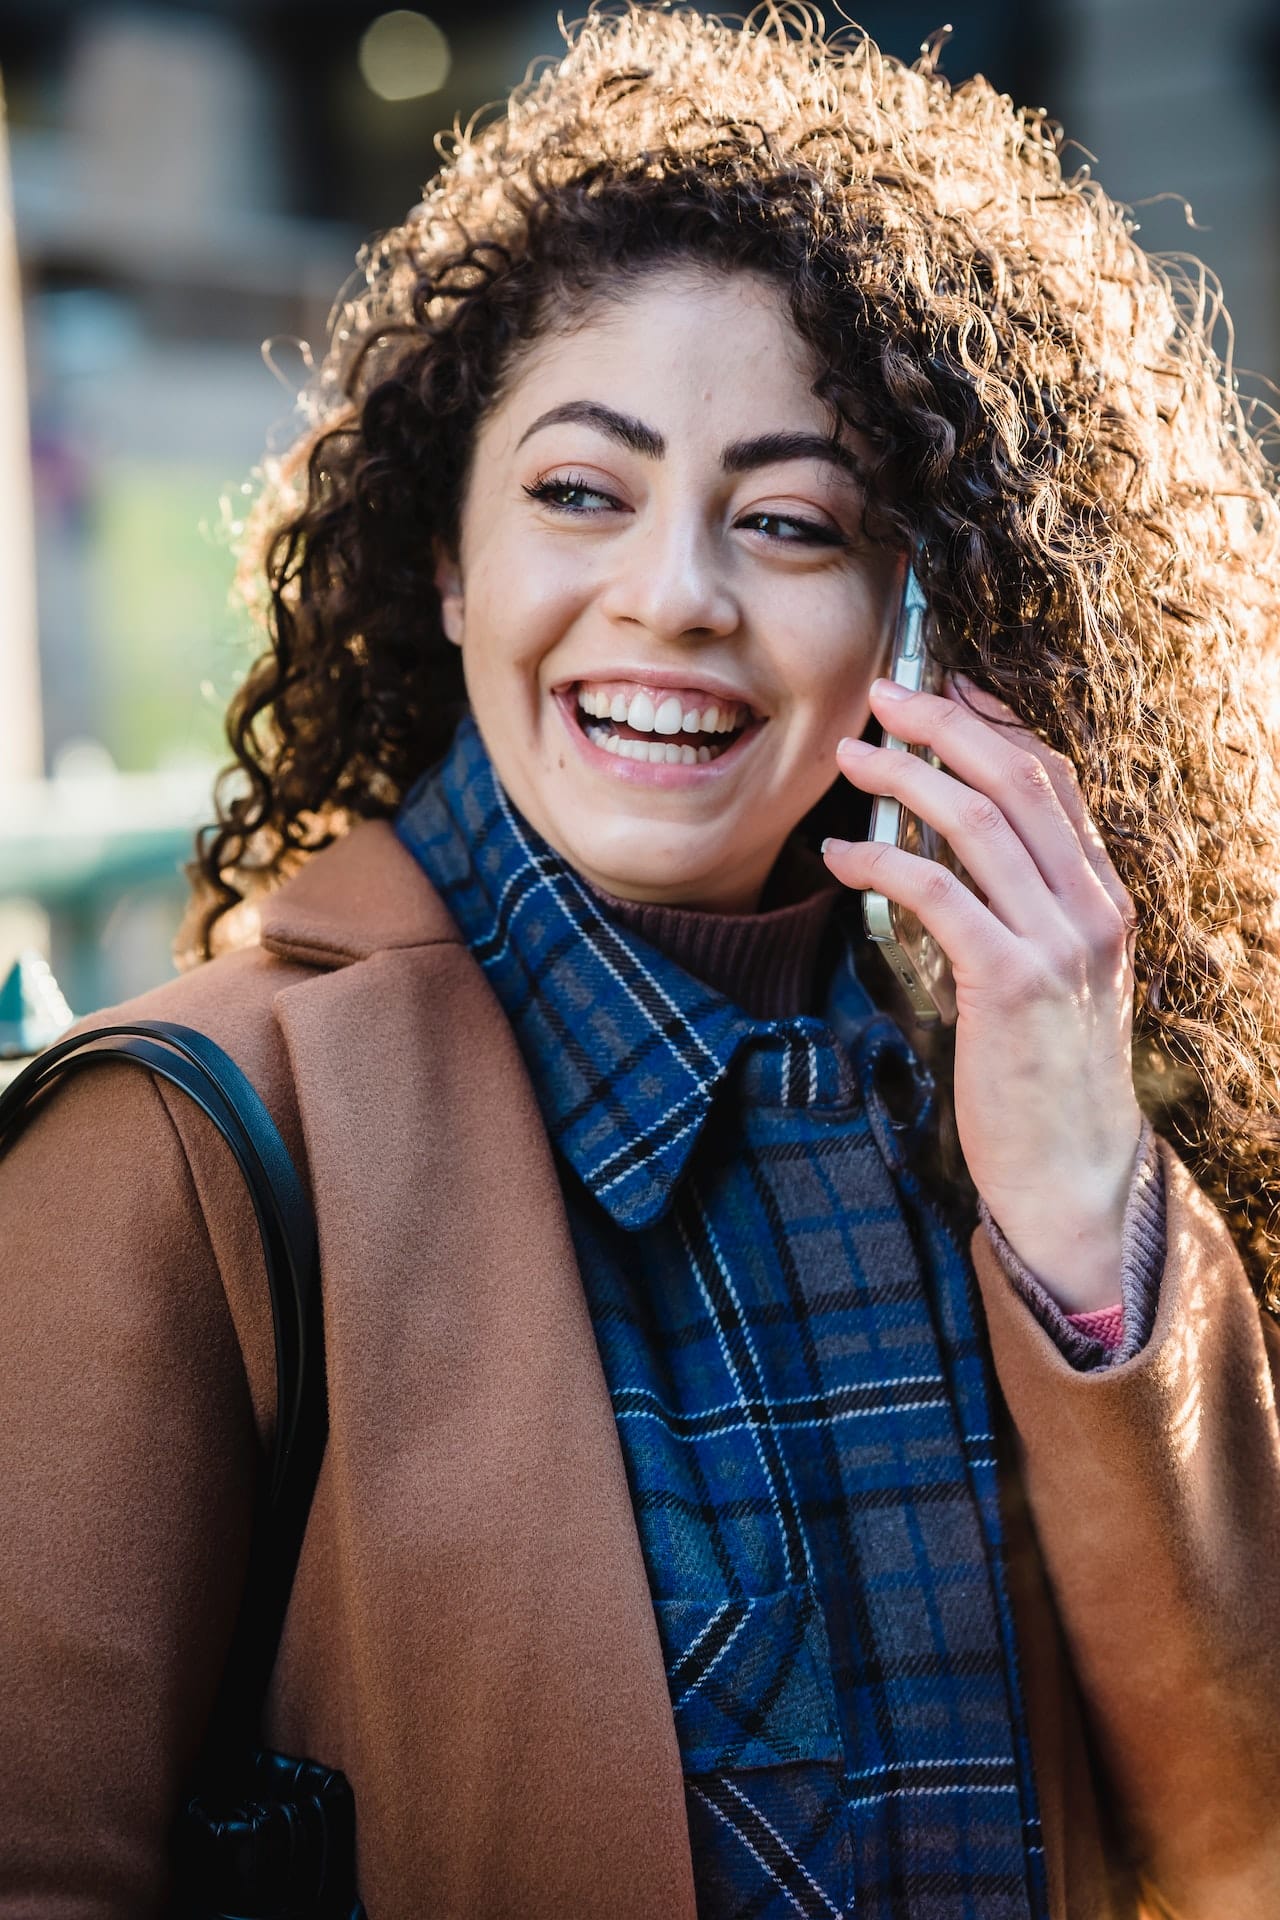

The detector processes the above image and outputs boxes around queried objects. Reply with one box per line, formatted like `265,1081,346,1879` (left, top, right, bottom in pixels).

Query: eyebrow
514,399,864,484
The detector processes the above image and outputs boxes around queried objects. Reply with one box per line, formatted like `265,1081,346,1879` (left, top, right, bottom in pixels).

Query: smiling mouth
570,683,760,765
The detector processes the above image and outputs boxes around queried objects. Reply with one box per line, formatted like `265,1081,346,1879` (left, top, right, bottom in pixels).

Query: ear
433,540,464,647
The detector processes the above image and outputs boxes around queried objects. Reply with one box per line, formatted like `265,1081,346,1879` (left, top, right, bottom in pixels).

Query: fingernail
837,735,874,755
820,836,854,856
872,676,910,700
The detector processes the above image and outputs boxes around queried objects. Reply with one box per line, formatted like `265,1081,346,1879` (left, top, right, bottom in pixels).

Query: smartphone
861,558,965,1027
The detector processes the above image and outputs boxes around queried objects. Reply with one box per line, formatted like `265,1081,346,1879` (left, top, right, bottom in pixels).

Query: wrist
988,1216,1125,1315
979,1121,1145,1317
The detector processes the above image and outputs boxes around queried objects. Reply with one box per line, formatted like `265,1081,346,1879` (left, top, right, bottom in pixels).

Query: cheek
769,615,883,717
469,544,594,660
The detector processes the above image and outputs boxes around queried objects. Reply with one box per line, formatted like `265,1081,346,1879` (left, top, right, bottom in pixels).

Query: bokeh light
358,11,451,103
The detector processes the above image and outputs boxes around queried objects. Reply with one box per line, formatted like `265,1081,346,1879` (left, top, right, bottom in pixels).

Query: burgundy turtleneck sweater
586,835,843,1022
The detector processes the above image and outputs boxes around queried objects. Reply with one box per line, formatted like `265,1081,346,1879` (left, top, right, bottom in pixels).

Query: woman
4,5,1279,1917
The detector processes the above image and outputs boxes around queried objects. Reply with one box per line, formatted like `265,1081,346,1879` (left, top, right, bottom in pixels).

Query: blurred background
1,0,1278,1060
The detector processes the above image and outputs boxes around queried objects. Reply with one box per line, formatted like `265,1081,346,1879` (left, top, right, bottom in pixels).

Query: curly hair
184,0,1280,1304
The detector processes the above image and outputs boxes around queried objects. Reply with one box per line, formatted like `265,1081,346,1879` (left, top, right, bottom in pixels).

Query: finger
819,833,1020,986
866,677,1122,938
835,735,1066,943
947,675,1139,939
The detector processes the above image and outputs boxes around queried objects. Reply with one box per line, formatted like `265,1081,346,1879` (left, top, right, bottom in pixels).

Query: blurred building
0,0,1276,1030
1048,0,1280,383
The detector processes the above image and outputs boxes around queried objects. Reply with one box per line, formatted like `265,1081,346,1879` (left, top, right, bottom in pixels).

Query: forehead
489,266,827,437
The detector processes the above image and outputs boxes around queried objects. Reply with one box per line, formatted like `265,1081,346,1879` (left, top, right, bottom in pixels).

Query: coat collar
258,816,462,968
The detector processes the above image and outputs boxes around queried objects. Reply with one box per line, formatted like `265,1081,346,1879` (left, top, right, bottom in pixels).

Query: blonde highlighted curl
185,1,1280,1305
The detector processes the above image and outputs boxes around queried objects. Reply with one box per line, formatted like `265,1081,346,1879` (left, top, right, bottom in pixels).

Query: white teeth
576,686,752,736
582,716,728,767
585,724,717,766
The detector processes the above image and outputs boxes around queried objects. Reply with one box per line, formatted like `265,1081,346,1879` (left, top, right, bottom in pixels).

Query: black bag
0,1018,365,1920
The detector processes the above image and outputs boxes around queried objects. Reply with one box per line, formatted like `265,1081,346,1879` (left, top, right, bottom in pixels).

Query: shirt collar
394,714,876,1228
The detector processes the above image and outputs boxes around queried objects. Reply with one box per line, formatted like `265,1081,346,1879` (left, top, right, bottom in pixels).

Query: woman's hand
822,673,1145,1314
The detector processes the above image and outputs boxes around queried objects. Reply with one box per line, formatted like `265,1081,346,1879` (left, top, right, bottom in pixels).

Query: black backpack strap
0,1019,328,1758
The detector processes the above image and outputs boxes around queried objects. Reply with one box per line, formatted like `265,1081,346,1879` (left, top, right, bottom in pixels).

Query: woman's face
435,266,902,911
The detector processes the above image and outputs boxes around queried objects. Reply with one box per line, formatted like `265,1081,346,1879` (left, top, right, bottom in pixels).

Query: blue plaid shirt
396,715,1051,1920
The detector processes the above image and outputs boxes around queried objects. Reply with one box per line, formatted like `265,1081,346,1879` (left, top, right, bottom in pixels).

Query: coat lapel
257,825,696,1918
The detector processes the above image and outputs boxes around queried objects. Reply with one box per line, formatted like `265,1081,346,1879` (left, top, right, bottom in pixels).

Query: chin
580,848,757,911
583,861,707,902
538,800,773,905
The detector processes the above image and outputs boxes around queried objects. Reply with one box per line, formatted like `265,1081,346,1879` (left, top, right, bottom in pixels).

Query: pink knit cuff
1065,1302,1126,1350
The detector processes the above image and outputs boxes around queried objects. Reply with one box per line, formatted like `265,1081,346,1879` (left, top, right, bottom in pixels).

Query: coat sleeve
972,1135,1280,1920
0,1060,260,1916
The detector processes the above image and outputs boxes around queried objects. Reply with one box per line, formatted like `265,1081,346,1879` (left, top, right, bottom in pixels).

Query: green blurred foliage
93,459,241,772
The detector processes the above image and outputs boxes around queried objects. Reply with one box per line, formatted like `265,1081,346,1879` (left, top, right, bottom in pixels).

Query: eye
737,511,846,548
523,473,618,513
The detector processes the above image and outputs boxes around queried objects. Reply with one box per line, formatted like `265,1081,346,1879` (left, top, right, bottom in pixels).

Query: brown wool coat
2,822,1279,1920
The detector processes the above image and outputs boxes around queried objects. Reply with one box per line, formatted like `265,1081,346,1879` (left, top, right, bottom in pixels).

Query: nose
597,509,740,644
